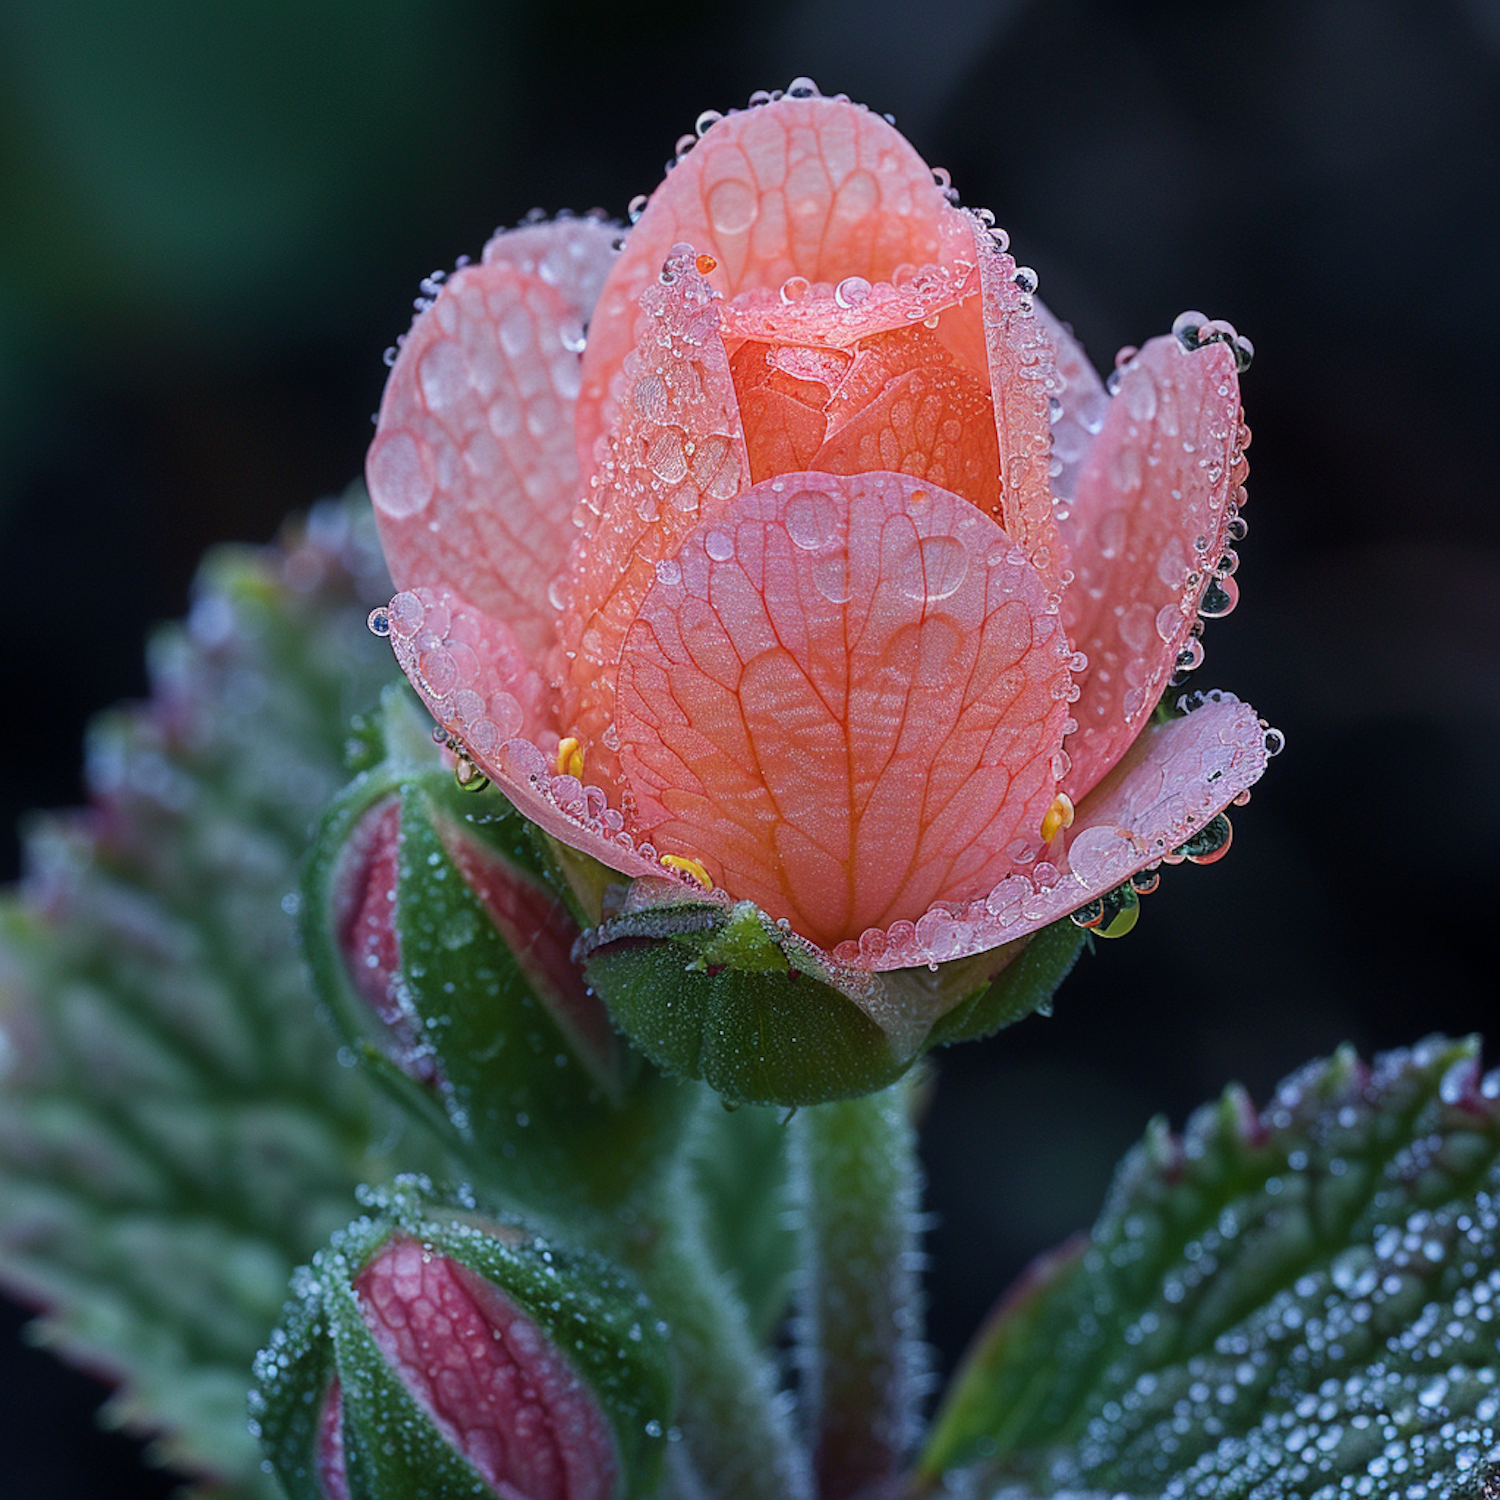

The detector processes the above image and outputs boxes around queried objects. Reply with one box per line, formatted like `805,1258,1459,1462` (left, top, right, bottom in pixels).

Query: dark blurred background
2,0,1497,1491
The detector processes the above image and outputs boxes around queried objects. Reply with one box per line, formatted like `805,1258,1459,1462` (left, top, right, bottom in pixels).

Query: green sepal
582,887,1086,1106
301,687,692,1213
252,1180,674,1500
580,895,904,1106
921,1036,1500,1498
924,920,1087,1049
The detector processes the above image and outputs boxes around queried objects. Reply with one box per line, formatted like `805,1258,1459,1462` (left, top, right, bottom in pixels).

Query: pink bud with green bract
365,81,1278,1045
252,1187,673,1500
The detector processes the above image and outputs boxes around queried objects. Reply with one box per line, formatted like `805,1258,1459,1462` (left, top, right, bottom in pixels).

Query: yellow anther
660,855,714,891
1040,792,1075,844
554,736,585,780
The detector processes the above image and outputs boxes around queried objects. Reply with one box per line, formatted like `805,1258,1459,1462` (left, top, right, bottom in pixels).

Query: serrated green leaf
0,494,441,1494
923,1036,1500,1499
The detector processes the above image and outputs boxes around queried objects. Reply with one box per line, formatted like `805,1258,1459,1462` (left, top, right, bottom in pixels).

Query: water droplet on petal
628,194,648,224
1199,575,1240,618
835,276,872,309
367,607,391,637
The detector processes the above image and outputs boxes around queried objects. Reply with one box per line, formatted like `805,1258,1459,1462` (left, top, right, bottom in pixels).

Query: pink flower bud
353,1234,617,1500
329,795,436,1081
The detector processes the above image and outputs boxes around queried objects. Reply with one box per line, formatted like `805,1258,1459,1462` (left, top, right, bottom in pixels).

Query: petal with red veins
558,249,750,780
1060,335,1244,800
368,255,590,664
1034,299,1108,502
355,1237,617,1500
385,585,664,884
812,326,1001,516
578,96,966,481
613,470,1073,951
481,214,619,324
973,221,1064,591
831,693,1270,971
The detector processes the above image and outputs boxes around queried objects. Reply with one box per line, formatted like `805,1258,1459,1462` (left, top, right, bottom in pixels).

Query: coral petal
386,585,663,884
579,96,961,482
1035,300,1108,501
973,220,1063,591
832,693,1270,970
481,214,619,323
614,470,1074,950
369,250,593,664
812,326,1001,516
559,250,750,777
356,1237,616,1500
1061,335,1244,799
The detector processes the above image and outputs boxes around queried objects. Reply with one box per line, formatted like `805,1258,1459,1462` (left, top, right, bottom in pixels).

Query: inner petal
728,315,1000,518
613,470,1073,950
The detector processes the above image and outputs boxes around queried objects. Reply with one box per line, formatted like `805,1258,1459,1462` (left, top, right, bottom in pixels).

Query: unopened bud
253,1182,673,1500
303,688,690,1209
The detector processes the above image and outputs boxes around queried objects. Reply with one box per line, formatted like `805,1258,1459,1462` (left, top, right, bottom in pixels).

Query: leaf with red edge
923,1037,1500,1500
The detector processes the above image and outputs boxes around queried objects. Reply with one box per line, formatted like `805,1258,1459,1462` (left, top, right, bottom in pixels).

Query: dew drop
1013,265,1039,296
1199,575,1240,619
628,194,648,224
654,556,682,586
695,109,723,136
813,551,851,603
1172,309,1208,349
367,607,391,637
1263,726,1286,756
779,275,811,305
835,276,873,309
704,530,735,561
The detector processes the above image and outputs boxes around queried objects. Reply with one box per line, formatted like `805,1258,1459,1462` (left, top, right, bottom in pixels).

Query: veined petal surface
613,470,1073,950
385,586,665,884
558,248,750,782
832,692,1270,970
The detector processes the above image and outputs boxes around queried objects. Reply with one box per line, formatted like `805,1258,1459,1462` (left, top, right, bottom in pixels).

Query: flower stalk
790,1080,929,1499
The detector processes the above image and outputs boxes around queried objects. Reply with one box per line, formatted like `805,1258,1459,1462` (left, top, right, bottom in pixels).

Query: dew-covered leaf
0,495,429,1495
923,1037,1500,1500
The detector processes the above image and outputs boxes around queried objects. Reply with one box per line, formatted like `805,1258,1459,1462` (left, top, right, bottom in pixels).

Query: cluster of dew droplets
1154,310,1257,688
1035,1042,1500,1500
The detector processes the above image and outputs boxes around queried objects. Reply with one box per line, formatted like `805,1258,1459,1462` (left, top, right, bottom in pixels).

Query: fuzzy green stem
624,1104,814,1500
791,1079,928,1499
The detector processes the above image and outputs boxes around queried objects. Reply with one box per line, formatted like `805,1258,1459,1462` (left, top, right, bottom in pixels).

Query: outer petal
481,214,619,324
368,221,617,664
1059,335,1245,800
613,470,1074,951
384,585,665,883
1035,299,1108,502
558,248,751,780
578,93,963,479
831,692,1271,970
